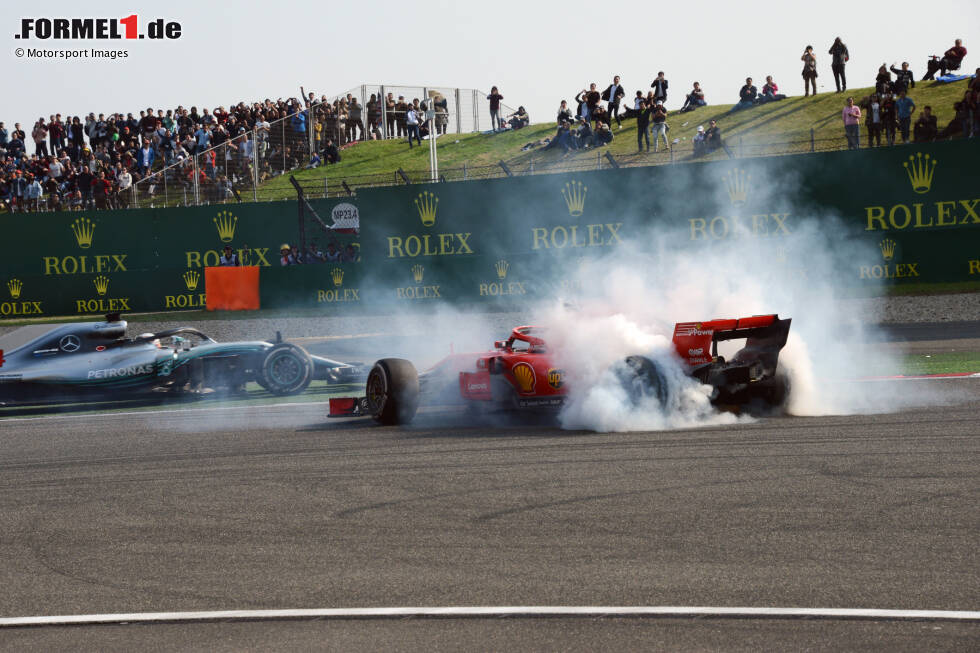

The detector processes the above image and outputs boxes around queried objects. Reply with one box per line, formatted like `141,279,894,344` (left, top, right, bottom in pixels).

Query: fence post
473,90,479,132
252,128,259,201
463,161,467,180
324,178,328,197
192,156,200,205
738,135,743,158
131,183,136,209
597,150,601,169
281,120,286,173
454,88,461,134
380,84,387,138
810,128,815,152
163,169,168,206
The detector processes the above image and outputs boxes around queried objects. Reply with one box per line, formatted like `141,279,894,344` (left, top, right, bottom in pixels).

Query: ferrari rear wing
673,315,791,367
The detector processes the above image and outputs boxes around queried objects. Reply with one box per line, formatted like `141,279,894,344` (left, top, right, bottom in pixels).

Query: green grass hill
264,78,974,200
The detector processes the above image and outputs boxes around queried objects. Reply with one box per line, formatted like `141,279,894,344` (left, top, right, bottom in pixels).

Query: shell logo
512,362,536,394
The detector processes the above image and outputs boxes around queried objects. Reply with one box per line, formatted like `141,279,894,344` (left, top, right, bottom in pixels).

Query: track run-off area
0,375,977,651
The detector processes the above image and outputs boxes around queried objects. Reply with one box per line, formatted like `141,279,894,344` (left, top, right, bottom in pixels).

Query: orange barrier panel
204,266,260,311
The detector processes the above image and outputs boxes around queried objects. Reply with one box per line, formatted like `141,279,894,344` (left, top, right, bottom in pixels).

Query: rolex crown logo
415,191,438,227
331,267,344,287
7,278,23,299
561,181,587,217
213,211,238,242
71,217,96,249
879,238,897,261
903,153,937,194
411,264,425,284
724,169,750,205
495,259,509,279
93,275,110,296
182,270,200,291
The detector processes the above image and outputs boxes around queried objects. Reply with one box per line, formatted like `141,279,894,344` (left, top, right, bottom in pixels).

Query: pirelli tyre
366,358,420,425
618,355,669,407
258,343,314,395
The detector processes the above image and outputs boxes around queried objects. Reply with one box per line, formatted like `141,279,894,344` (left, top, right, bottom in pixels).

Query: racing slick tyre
618,355,669,407
259,343,314,395
366,358,420,425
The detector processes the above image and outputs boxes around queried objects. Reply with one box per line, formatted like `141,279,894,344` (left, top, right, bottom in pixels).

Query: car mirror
494,340,506,350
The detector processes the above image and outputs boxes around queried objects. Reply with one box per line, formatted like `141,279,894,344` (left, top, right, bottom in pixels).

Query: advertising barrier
1,139,976,319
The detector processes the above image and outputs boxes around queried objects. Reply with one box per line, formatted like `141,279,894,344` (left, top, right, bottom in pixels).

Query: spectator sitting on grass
593,122,613,146
574,117,593,149
591,105,609,129
680,82,706,112
543,121,573,154
914,105,938,142
759,76,787,103
507,106,530,129
729,78,758,112
557,100,574,124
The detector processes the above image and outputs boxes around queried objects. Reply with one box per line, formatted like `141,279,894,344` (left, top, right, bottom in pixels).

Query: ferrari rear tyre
259,343,314,395
619,355,669,407
366,358,419,425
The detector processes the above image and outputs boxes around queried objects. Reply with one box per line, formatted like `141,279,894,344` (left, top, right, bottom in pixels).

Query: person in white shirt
405,101,421,147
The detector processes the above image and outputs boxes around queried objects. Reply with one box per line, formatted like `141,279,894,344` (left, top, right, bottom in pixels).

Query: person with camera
801,46,818,96
759,76,786,103
729,78,758,112
650,101,669,153
602,76,626,128
829,37,849,92
556,100,574,125
650,72,668,105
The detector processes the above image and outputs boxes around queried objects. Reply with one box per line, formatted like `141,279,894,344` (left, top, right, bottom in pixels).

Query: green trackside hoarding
1,139,977,318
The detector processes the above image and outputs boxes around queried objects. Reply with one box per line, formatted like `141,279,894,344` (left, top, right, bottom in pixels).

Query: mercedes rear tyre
618,355,669,407
366,358,420,425
259,343,314,395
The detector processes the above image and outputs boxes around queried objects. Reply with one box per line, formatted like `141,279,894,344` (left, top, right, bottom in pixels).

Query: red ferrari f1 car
329,314,792,425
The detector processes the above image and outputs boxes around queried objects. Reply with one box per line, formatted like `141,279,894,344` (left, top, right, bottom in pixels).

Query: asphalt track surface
0,376,978,651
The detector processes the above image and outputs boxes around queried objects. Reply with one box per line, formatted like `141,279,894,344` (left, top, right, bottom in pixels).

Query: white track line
2,606,979,627
0,401,330,423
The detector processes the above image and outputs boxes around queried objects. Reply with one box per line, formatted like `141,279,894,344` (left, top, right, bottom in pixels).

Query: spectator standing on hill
953,91,975,138
680,82,706,112
395,96,408,138
895,90,915,143
842,97,862,149
585,83,601,123
384,93,396,138
802,46,818,96
487,86,504,131
829,37,849,92
880,92,898,145
602,76,626,128
862,93,883,147
32,120,48,157
347,98,364,142
0,122,7,148
405,102,422,147
651,101,669,152
890,62,915,95
914,105,938,142
651,72,668,105
574,89,589,122
635,100,651,152
705,120,723,153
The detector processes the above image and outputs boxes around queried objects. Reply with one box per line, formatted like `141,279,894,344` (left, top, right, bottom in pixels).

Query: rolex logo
182,270,200,291
561,181,587,217
331,267,344,287
7,278,23,299
213,211,238,242
93,275,110,296
724,169,750,205
415,191,438,227
495,259,509,279
903,153,937,194
71,217,96,249
411,264,425,283
879,238,897,261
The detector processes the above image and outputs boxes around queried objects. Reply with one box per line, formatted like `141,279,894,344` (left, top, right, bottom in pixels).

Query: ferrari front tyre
618,355,669,407
366,358,419,425
259,343,314,395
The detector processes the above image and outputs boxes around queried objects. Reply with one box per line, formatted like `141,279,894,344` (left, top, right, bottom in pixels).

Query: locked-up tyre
366,358,420,425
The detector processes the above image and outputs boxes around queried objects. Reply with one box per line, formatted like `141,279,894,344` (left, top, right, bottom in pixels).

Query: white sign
330,203,360,232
